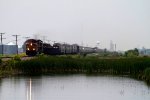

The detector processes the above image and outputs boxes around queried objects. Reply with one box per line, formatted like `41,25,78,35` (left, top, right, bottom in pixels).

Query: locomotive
24,39,95,56
25,39,43,56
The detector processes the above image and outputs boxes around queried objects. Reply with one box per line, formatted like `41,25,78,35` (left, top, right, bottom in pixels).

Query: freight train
24,39,95,56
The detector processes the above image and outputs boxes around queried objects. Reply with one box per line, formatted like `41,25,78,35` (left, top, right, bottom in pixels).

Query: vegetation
0,58,2,64
144,68,150,82
1,54,150,83
12,55,150,81
13,55,21,61
124,48,139,57
0,55,21,77
0,53,26,58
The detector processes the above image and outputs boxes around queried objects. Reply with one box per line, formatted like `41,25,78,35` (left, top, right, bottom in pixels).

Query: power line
12,35,20,54
23,36,30,40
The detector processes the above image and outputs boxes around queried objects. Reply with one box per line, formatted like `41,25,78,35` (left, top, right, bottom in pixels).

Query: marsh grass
1,55,150,82
15,56,150,75
144,68,150,82
0,55,21,77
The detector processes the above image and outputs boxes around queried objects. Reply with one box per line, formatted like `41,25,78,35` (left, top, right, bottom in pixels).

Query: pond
0,74,150,100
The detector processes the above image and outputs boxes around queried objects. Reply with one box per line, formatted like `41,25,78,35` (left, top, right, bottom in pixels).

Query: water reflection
27,78,32,100
0,75,150,100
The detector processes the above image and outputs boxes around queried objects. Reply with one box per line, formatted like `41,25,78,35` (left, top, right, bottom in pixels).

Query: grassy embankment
0,55,22,77
0,54,150,83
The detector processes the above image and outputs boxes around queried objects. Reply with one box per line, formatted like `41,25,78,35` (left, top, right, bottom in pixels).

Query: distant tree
104,48,107,53
134,48,139,56
124,48,139,57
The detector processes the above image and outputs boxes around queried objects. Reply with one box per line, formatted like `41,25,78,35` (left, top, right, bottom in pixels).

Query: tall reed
15,56,150,76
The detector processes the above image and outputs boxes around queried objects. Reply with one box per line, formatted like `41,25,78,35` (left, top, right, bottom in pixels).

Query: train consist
24,39,95,56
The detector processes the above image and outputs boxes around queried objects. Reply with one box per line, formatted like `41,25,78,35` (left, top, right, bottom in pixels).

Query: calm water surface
0,74,150,100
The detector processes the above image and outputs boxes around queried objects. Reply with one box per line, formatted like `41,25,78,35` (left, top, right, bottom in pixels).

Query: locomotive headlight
30,43,32,46
33,48,35,50
27,48,30,50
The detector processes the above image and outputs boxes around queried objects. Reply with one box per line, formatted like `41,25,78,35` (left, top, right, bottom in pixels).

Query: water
0,74,150,100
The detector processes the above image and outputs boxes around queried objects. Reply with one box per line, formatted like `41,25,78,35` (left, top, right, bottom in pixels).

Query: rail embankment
0,55,150,83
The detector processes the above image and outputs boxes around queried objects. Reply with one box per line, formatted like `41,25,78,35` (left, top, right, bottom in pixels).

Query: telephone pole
12,35,20,54
0,33,5,55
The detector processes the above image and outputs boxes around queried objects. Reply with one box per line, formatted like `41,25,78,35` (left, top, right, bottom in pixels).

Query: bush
144,68,150,81
14,55,21,61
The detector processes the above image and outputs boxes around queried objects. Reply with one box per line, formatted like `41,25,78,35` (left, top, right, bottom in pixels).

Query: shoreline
0,56,150,83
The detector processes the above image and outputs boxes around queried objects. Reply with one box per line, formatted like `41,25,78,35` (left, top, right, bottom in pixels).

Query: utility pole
115,44,116,52
12,35,20,54
0,33,5,55
46,40,51,44
42,36,46,43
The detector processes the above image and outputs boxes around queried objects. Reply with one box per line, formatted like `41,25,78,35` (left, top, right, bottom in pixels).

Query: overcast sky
0,0,150,50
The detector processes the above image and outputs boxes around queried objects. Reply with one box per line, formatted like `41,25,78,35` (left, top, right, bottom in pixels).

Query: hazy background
0,0,150,51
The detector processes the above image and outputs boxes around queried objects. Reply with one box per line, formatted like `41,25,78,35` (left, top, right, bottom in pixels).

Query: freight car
52,43,80,55
24,39,95,56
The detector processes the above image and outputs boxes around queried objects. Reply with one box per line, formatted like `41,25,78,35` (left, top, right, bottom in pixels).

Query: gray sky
0,0,150,50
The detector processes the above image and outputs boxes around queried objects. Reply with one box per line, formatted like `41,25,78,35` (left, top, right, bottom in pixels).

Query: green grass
144,68,150,82
0,53,26,58
15,56,150,75
0,56,20,77
1,55,150,83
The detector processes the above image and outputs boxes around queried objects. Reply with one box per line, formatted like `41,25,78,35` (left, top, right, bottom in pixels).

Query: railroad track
21,56,35,61
1,56,35,61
